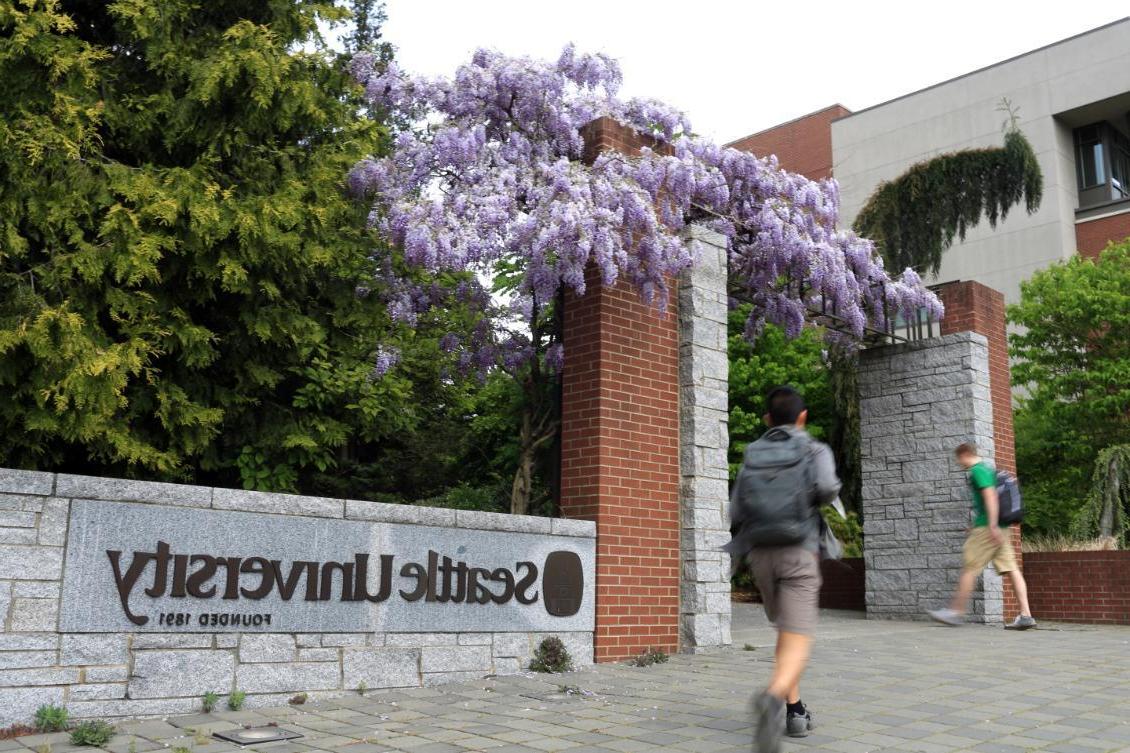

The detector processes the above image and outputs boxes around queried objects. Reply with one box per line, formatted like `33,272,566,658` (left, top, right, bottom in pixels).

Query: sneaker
751,691,785,753
786,707,814,738
1005,614,1037,630
927,608,964,626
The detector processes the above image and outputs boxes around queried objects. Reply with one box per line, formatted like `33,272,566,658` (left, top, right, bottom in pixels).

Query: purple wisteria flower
349,44,942,377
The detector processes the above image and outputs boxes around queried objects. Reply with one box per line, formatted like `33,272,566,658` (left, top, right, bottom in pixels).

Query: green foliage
201,691,218,713
628,648,669,667
729,310,833,476
1073,445,1130,546
853,103,1043,275
0,0,437,493
34,704,68,733
227,690,246,711
824,507,862,558
827,347,861,514
1009,243,1130,536
69,721,114,747
529,636,573,673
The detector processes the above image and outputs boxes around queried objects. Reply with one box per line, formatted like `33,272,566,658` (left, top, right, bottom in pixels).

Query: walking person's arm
981,485,1003,544
811,444,841,506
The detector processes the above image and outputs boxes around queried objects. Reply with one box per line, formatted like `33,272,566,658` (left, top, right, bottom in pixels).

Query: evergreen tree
0,0,425,491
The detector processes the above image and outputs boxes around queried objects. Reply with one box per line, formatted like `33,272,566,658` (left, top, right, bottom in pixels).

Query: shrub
1021,534,1119,553
34,705,68,733
227,690,246,711
529,637,573,673
70,721,114,747
201,691,219,713
628,648,669,668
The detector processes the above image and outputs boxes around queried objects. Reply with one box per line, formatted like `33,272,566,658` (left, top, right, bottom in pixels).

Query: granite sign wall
62,500,592,633
0,469,595,725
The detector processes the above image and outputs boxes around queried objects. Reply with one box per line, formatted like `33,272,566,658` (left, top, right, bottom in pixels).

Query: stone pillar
937,280,1021,619
677,225,732,651
860,332,1002,622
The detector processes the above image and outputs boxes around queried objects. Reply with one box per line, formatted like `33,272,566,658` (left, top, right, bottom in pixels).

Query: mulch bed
0,725,38,740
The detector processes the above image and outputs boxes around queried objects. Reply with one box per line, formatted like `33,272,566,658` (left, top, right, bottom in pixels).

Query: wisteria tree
348,45,942,513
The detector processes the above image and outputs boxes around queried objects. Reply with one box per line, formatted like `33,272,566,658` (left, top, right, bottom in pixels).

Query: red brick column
559,118,681,662
937,280,1021,618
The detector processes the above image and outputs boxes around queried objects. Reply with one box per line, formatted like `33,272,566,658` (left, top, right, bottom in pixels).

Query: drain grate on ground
212,727,303,746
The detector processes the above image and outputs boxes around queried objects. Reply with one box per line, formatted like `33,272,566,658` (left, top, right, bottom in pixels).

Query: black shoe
752,692,785,753
786,707,813,738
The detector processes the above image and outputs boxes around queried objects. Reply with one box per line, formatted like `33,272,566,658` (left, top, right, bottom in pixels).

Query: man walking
726,386,841,753
928,442,1037,630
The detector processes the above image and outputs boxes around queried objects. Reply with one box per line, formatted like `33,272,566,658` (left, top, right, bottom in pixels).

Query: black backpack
732,428,815,547
995,470,1024,526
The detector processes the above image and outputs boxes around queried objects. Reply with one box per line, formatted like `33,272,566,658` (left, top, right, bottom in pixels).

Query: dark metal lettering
186,555,217,598
514,561,539,604
399,562,427,601
106,549,152,626
489,567,514,605
239,557,273,599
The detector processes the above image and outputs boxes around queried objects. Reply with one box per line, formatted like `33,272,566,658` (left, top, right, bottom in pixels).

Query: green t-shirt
968,462,996,528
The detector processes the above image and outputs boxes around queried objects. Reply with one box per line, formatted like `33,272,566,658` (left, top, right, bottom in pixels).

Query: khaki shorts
749,547,822,635
962,527,1018,574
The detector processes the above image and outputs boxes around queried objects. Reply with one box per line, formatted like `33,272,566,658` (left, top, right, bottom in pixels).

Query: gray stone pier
859,332,1003,622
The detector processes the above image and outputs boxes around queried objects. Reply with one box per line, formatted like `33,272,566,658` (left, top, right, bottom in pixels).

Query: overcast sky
381,1,1129,143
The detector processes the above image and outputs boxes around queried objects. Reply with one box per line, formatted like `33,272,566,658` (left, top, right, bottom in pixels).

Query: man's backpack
996,470,1024,526
732,427,815,547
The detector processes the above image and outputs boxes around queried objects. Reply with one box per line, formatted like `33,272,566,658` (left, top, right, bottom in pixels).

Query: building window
1075,124,1105,189
1111,129,1130,199
1074,121,1130,209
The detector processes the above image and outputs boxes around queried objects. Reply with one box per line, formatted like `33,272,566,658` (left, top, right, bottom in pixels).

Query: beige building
731,17,1130,303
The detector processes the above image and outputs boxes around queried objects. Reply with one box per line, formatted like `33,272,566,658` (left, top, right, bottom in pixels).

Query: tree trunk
510,411,534,516
1099,452,1119,538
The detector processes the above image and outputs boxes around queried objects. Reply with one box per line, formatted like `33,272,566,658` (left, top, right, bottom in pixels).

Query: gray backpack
733,427,815,547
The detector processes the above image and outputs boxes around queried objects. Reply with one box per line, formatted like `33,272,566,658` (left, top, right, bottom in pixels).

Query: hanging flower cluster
348,44,941,373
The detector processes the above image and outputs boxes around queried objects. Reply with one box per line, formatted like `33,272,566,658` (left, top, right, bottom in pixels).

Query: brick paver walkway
6,605,1130,753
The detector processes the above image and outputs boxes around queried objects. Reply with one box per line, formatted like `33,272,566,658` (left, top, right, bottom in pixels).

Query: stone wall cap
0,469,55,496
861,331,987,358
344,498,456,527
212,488,343,518
57,474,211,508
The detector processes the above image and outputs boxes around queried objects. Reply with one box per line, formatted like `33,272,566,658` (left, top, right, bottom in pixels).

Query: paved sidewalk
6,606,1130,753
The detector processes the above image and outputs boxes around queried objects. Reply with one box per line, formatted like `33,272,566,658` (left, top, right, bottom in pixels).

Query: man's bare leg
1008,569,1033,617
767,631,812,700
948,569,978,614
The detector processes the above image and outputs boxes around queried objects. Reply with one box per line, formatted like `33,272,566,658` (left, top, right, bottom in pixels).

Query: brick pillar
936,280,1021,620
559,118,681,662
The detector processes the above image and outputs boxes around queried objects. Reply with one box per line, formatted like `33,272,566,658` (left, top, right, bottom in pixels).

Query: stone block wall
677,225,732,651
0,469,594,726
859,332,1003,622
936,280,1021,619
